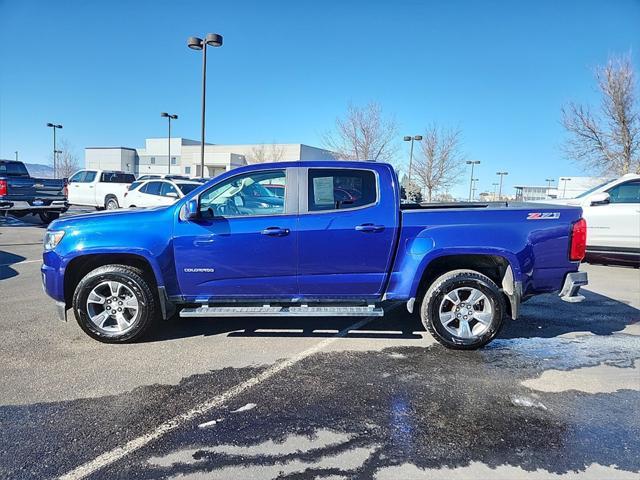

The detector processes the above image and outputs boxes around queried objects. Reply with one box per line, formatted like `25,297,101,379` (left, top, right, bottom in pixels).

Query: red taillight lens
570,218,587,261
0,179,7,197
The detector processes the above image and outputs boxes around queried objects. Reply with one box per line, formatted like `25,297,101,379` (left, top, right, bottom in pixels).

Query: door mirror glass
590,192,610,206
185,198,199,219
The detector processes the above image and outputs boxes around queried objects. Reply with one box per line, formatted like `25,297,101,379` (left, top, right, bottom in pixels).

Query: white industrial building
85,138,336,178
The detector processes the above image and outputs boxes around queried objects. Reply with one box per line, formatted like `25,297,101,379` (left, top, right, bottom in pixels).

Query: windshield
574,180,614,198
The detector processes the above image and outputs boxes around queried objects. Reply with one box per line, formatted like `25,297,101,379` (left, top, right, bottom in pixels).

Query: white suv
542,174,639,264
124,179,200,208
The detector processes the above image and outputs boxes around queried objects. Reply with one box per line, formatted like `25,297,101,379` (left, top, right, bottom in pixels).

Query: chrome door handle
261,227,290,236
355,223,384,233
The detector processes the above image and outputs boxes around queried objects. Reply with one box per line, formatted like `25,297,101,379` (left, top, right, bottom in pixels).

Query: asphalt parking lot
1,212,639,480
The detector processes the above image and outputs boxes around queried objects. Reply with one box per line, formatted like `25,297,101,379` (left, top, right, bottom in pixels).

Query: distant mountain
24,163,54,178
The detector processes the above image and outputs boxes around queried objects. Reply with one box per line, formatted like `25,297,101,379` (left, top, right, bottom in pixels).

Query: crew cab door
296,167,398,299
68,170,97,206
584,178,640,249
173,168,298,299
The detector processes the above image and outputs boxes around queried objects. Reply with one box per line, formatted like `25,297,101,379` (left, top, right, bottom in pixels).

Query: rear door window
307,169,377,211
160,182,178,197
83,171,97,182
101,172,135,183
145,181,163,196
607,180,640,203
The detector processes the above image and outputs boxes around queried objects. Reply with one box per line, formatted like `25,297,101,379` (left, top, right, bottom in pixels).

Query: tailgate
33,178,66,199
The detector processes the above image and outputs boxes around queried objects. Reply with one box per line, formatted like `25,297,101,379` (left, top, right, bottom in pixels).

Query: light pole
560,177,571,198
46,123,63,178
403,135,423,185
545,178,554,197
492,182,499,200
187,33,223,178
161,112,178,174
471,178,479,201
14,151,18,161
54,150,62,177
496,171,508,200
466,160,480,201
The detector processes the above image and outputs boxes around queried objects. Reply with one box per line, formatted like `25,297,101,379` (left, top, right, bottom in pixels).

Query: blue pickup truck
41,161,588,349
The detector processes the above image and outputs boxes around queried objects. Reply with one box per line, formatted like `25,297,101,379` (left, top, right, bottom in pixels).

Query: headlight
44,230,65,250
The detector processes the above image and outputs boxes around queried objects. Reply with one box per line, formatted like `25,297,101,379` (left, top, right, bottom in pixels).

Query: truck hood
48,206,175,232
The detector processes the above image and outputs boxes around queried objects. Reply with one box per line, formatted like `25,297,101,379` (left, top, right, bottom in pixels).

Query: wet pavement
1,223,639,479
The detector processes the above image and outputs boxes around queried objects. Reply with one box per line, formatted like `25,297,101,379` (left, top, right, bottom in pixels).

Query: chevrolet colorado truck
0,160,68,223
42,161,588,349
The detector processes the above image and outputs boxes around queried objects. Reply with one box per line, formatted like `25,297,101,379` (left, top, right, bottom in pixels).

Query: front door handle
261,227,290,236
193,235,216,246
355,223,385,233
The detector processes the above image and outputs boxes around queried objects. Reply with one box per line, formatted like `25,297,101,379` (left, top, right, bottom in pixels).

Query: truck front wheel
421,269,505,350
72,265,158,343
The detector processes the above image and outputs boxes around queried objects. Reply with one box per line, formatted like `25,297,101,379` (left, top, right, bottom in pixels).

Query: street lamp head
497,171,508,175
403,136,411,141
466,160,480,165
161,112,169,117
171,114,178,120
414,135,423,141
205,33,223,47
187,36,204,50
46,123,54,127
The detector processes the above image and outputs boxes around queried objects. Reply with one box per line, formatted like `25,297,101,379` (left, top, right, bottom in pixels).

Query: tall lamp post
560,177,571,198
46,123,63,178
161,112,178,174
187,33,223,178
496,171,508,200
466,160,480,201
14,151,18,161
403,135,423,185
471,178,479,201
545,178,554,197
492,182,499,200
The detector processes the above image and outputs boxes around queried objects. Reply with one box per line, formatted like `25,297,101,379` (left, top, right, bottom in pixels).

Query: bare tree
246,143,286,164
323,102,398,162
51,139,80,179
411,126,465,202
562,54,640,175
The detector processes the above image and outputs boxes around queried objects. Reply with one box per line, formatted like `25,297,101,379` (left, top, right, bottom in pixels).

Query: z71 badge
527,212,560,220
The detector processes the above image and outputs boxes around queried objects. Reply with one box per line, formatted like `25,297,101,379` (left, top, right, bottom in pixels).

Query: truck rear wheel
39,211,60,224
420,269,505,350
72,265,158,343
105,196,119,210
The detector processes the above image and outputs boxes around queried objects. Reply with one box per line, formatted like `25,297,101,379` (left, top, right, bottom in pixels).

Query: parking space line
0,259,41,267
59,316,374,480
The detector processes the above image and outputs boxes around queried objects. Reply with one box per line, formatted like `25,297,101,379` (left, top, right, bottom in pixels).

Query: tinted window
160,182,178,196
145,181,162,196
177,183,199,195
607,180,640,203
128,181,144,191
308,169,377,211
0,162,30,177
84,171,97,182
101,172,135,183
69,171,85,183
199,170,286,218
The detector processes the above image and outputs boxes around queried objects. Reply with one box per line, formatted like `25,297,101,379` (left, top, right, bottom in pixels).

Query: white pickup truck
67,170,136,210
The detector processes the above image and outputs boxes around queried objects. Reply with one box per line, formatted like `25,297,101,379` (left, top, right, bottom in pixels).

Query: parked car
67,170,136,210
42,161,588,349
0,160,68,223
136,174,191,181
124,179,201,208
538,174,640,265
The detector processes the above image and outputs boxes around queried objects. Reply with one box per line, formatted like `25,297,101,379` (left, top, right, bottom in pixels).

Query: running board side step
180,305,384,318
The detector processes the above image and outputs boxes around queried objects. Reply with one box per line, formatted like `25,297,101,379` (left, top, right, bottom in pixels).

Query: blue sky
1,0,638,197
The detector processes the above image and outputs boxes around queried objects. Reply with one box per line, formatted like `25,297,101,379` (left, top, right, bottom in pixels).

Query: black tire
72,264,158,343
39,211,60,224
420,269,505,350
105,196,119,210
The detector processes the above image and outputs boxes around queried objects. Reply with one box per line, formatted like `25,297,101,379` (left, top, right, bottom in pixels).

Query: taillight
63,185,68,198
0,179,7,197
570,218,587,261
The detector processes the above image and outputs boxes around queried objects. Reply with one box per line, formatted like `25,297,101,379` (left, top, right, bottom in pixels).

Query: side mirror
590,192,610,206
184,198,199,220
166,191,178,199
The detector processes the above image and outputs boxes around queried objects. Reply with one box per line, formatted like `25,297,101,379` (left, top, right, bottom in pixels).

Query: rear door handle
355,223,385,233
261,227,290,236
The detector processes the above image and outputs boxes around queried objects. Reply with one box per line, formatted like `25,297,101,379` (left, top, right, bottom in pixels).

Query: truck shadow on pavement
0,250,26,281
145,289,639,344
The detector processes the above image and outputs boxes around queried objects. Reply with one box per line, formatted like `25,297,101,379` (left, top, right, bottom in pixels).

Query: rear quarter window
307,169,377,211
0,162,29,177
101,172,135,183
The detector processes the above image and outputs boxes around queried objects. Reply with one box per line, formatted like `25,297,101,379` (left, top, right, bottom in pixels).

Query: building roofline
85,147,137,151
